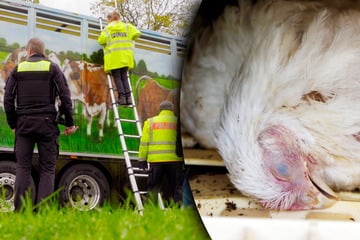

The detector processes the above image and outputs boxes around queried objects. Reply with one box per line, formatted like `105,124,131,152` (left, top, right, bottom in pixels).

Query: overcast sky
39,0,98,17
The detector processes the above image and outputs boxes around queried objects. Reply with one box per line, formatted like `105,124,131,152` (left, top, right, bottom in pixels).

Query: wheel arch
0,151,39,187
55,159,113,190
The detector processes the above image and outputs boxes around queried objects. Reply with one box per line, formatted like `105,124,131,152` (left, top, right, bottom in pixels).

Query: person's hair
26,38,45,55
107,11,120,22
159,100,174,112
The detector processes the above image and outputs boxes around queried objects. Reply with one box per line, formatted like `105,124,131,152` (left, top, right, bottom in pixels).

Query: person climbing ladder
98,10,141,105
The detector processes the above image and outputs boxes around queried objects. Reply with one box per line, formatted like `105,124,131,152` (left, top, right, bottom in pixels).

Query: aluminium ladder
99,17,148,214
108,75,165,211
107,72,148,214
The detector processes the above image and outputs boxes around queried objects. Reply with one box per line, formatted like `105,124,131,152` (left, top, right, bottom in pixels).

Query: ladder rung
123,134,141,139
122,151,138,156
128,150,139,155
134,173,148,178
133,167,148,172
119,118,138,123
118,104,135,108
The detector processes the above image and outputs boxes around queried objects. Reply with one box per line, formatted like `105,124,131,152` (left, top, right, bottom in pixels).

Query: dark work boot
126,96,132,105
117,95,127,105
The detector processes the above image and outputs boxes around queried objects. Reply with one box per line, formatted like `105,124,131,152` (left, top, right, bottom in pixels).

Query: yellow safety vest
138,110,181,163
98,20,141,72
16,59,54,107
17,60,51,72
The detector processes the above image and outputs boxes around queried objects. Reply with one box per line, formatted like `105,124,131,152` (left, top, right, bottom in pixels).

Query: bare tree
91,0,201,36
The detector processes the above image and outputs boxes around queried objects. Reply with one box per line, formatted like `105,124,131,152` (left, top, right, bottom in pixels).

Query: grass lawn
0,197,210,240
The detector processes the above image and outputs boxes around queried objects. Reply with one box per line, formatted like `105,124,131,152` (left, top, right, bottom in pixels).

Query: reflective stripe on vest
146,113,180,162
103,24,133,55
18,60,51,72
149,118,177,145
104,46,133,55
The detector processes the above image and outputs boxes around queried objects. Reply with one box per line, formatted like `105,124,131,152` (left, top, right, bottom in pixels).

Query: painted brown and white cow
135,75,180,124
134,76,198,147
62,60,111,140
0,48,27,109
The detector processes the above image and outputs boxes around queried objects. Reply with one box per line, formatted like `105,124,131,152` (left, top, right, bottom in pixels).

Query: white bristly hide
181,0,360,210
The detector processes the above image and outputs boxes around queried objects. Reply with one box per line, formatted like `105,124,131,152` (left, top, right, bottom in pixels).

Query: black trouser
111,67,130,97
14,115,59,210
147,162,184,204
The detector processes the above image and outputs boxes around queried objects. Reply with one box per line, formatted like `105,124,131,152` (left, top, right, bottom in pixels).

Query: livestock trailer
0,0,188,211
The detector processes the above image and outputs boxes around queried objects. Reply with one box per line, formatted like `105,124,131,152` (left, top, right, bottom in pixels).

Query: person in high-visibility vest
138,100,184,204
4,38,77,211
98,11,141,105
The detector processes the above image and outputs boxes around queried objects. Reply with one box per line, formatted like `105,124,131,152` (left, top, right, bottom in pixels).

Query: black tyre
58,164,110,211
0,161,36,212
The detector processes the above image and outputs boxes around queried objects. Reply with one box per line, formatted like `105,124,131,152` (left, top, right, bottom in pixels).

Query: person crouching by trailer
3,38,77,211
98,11,141,106
138,100,184,205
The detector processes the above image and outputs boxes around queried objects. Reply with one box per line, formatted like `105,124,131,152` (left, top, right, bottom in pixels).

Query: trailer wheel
0,161,36,212
58,164,110,211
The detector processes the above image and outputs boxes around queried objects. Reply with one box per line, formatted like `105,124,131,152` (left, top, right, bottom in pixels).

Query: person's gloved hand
137,161,148,170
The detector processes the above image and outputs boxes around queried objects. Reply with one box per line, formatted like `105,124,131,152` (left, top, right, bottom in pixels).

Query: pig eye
270,164,290,181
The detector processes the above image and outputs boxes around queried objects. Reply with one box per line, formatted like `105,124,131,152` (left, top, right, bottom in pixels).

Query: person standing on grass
3,38,77,211
98,11,141,106
138,100,184,204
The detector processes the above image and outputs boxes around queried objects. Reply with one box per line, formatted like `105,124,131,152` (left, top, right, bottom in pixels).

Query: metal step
134,173,149,178
119,118,139,123
123,134,141,139
128,150,139,155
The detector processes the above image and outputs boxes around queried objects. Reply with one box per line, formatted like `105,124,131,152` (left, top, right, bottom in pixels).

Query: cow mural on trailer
0,49,111,141
135,75,180,124
0,48,27,109
61,59,112,141
1,49,181,141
